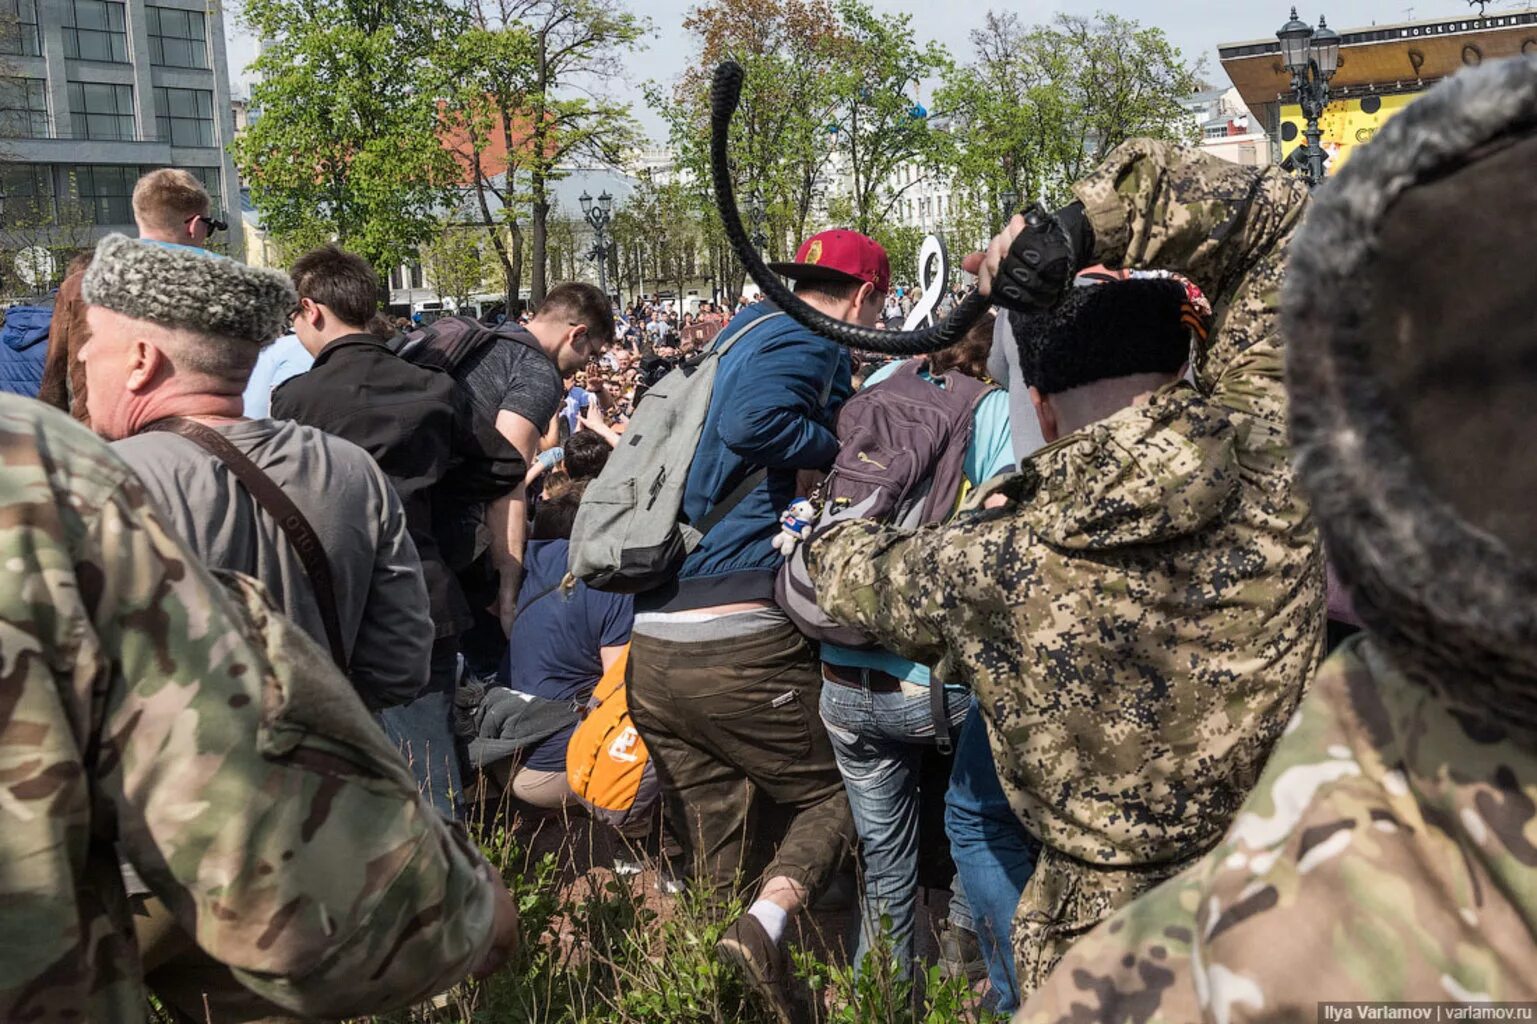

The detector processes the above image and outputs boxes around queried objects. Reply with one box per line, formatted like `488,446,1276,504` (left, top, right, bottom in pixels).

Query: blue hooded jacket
638,300,852,612
0,301,53,398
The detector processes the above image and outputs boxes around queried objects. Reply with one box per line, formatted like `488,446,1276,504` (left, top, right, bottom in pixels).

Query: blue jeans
819,675,969,980
946,700,1038,1013
379,638,463,818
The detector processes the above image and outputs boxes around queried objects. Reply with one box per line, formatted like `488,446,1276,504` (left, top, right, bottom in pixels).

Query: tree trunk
510,220,524,310
531,185,548,305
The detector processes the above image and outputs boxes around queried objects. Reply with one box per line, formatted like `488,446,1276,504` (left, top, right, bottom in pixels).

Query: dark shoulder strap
694,467,768,537
140,418,348,670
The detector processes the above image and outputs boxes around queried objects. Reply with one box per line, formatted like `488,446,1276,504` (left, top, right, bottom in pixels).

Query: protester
81,231,431,719
813,313,1013,987
0,395,518,1023
1019,54,1537,1019
626,229,889,1022
477,481,633,809
805,142,1325,998
273,245,525,815
39,168,216,423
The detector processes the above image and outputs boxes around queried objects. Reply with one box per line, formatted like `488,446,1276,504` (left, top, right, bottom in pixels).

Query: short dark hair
536,282,614,349
1011,278,1191,395
289,245,379,330
794,278,864,304
532,480,586,540
564,429,611,481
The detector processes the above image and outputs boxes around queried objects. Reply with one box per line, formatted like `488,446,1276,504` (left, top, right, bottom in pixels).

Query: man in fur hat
1015,54,1537,1020
805,129,1326,994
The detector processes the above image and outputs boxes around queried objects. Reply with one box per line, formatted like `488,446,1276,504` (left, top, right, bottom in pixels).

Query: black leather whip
709,61,991,355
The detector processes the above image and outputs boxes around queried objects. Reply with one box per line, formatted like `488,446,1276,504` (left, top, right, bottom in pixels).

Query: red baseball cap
769,229,890,296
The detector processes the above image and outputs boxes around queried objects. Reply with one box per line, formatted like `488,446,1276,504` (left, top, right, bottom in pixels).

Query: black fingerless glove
991,202,1095,313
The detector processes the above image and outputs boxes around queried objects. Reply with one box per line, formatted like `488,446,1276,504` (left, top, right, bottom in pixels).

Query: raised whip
709,61,991,356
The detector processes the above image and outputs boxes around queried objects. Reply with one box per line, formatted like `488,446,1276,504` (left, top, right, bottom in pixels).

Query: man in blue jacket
627,230,884,1022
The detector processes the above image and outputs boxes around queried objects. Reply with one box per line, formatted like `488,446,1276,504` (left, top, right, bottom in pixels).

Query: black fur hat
1009,276,1192,395
1285,54,1537,734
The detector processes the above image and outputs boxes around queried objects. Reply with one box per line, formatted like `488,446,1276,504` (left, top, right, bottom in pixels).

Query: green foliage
936,11,1203,236
234,0,464,271
824,0,952,235
422,222,490,309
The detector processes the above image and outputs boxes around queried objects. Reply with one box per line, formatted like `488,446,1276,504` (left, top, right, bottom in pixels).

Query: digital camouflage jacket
806,139,1326,990
0,396,497,1022
1018,639,1537,1021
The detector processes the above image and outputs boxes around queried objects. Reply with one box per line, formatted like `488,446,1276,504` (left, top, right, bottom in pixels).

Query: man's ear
1029,386,1059,443
125,338,165,393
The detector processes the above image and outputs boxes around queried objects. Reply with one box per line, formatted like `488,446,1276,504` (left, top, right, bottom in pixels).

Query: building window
0,163,55,226
187,165,220,213
147,5,208,70
154,87,214,147
68,82,135,140
1204,125,1229,139
0,0,42,57
63,0,129,63
0,78,48,139
72,164,138,224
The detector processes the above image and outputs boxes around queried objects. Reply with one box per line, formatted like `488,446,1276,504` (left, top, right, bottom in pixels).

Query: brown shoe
716,913,799,1024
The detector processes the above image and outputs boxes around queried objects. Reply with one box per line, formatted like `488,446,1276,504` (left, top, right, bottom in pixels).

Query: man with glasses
273,245,526,817
40,168,220,425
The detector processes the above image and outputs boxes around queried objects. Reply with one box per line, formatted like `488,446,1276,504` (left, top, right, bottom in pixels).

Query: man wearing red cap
626,229,886,1021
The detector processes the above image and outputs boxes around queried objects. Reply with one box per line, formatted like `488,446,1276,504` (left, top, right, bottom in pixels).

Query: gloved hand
974,202,1095,314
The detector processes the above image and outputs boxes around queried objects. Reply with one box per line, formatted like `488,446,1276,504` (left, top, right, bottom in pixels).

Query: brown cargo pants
628,620,855,900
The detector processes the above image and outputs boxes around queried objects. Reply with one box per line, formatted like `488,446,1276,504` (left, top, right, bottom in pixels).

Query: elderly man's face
79,305,161,440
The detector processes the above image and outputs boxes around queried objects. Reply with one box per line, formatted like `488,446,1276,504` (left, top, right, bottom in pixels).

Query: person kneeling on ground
470,480,633,810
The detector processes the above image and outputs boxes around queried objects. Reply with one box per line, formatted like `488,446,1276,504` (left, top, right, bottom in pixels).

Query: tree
506,0,644,304
435,4,538,306
823,0,951,235
936,11,1201,236
234,0,462,270
422,220,488,310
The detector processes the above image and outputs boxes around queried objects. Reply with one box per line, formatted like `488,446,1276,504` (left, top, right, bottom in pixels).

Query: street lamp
581,189,614,299
999,187,1021,232
1278,8,1341,188
747,188,767,252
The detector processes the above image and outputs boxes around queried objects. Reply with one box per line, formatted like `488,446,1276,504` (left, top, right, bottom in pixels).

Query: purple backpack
776,359,994,650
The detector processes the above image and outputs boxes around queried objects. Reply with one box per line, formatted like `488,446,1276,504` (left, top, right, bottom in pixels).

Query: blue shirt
244,334,314,418
501,538,633,771
820,361,1013,687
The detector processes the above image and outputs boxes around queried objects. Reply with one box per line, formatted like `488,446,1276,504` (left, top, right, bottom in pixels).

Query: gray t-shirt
112,418,432,709
453,330,563,434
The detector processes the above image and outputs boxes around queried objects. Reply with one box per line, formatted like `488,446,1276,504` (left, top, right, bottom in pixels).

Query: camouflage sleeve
90,476,497,1017
1072,139,1310,408
804,508,1021,676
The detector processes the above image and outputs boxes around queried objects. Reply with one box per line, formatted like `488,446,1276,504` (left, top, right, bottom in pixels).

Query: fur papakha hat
82,233,297,345
1284,54,1537,733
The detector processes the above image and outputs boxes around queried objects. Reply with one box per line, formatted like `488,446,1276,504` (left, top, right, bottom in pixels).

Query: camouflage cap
82,233,296,345
1285,54,1537,734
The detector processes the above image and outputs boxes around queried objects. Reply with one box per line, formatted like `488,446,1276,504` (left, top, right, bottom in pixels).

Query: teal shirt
820,361,1013,687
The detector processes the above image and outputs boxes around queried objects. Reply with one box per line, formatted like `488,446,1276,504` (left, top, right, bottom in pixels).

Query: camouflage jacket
1019,637,1537,1021
806,140,1326,988
0,396,496,1022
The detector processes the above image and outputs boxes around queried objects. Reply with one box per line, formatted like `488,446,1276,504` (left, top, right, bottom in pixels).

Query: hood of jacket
1017,381,1238,551
1285,55,1537,739
3,305,51,352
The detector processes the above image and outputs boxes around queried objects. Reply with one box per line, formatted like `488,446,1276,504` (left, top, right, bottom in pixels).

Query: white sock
747,899,789,945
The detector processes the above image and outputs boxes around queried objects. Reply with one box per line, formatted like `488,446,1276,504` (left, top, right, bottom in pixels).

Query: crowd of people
3,52,1536,1024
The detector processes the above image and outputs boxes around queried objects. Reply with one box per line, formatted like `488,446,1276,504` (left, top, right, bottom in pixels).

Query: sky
222,0,1502,143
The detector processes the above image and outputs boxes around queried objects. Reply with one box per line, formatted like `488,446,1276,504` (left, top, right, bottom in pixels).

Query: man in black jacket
274,245,525,815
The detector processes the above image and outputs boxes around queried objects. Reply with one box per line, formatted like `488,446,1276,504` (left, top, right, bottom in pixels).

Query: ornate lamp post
580,189,614,298
1277,8,1341,188
747,188,767,253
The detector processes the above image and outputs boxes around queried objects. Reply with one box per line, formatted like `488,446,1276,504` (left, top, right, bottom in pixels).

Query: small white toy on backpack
772,498,820,557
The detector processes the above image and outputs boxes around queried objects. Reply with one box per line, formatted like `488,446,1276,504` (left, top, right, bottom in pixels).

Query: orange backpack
566,644,658,827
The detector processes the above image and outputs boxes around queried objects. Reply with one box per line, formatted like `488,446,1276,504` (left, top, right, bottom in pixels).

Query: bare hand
471,884,520,979
961,214,1028,299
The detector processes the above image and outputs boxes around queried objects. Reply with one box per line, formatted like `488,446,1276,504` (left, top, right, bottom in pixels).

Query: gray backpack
775,360,994,648
568,311,787,593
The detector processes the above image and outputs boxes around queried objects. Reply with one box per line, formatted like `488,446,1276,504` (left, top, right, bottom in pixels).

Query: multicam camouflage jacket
0,396,496,1022
1018,637,1537,1021
806,140,1326,991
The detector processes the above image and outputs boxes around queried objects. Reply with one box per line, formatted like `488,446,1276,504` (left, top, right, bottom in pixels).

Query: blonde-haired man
40,168,222,423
